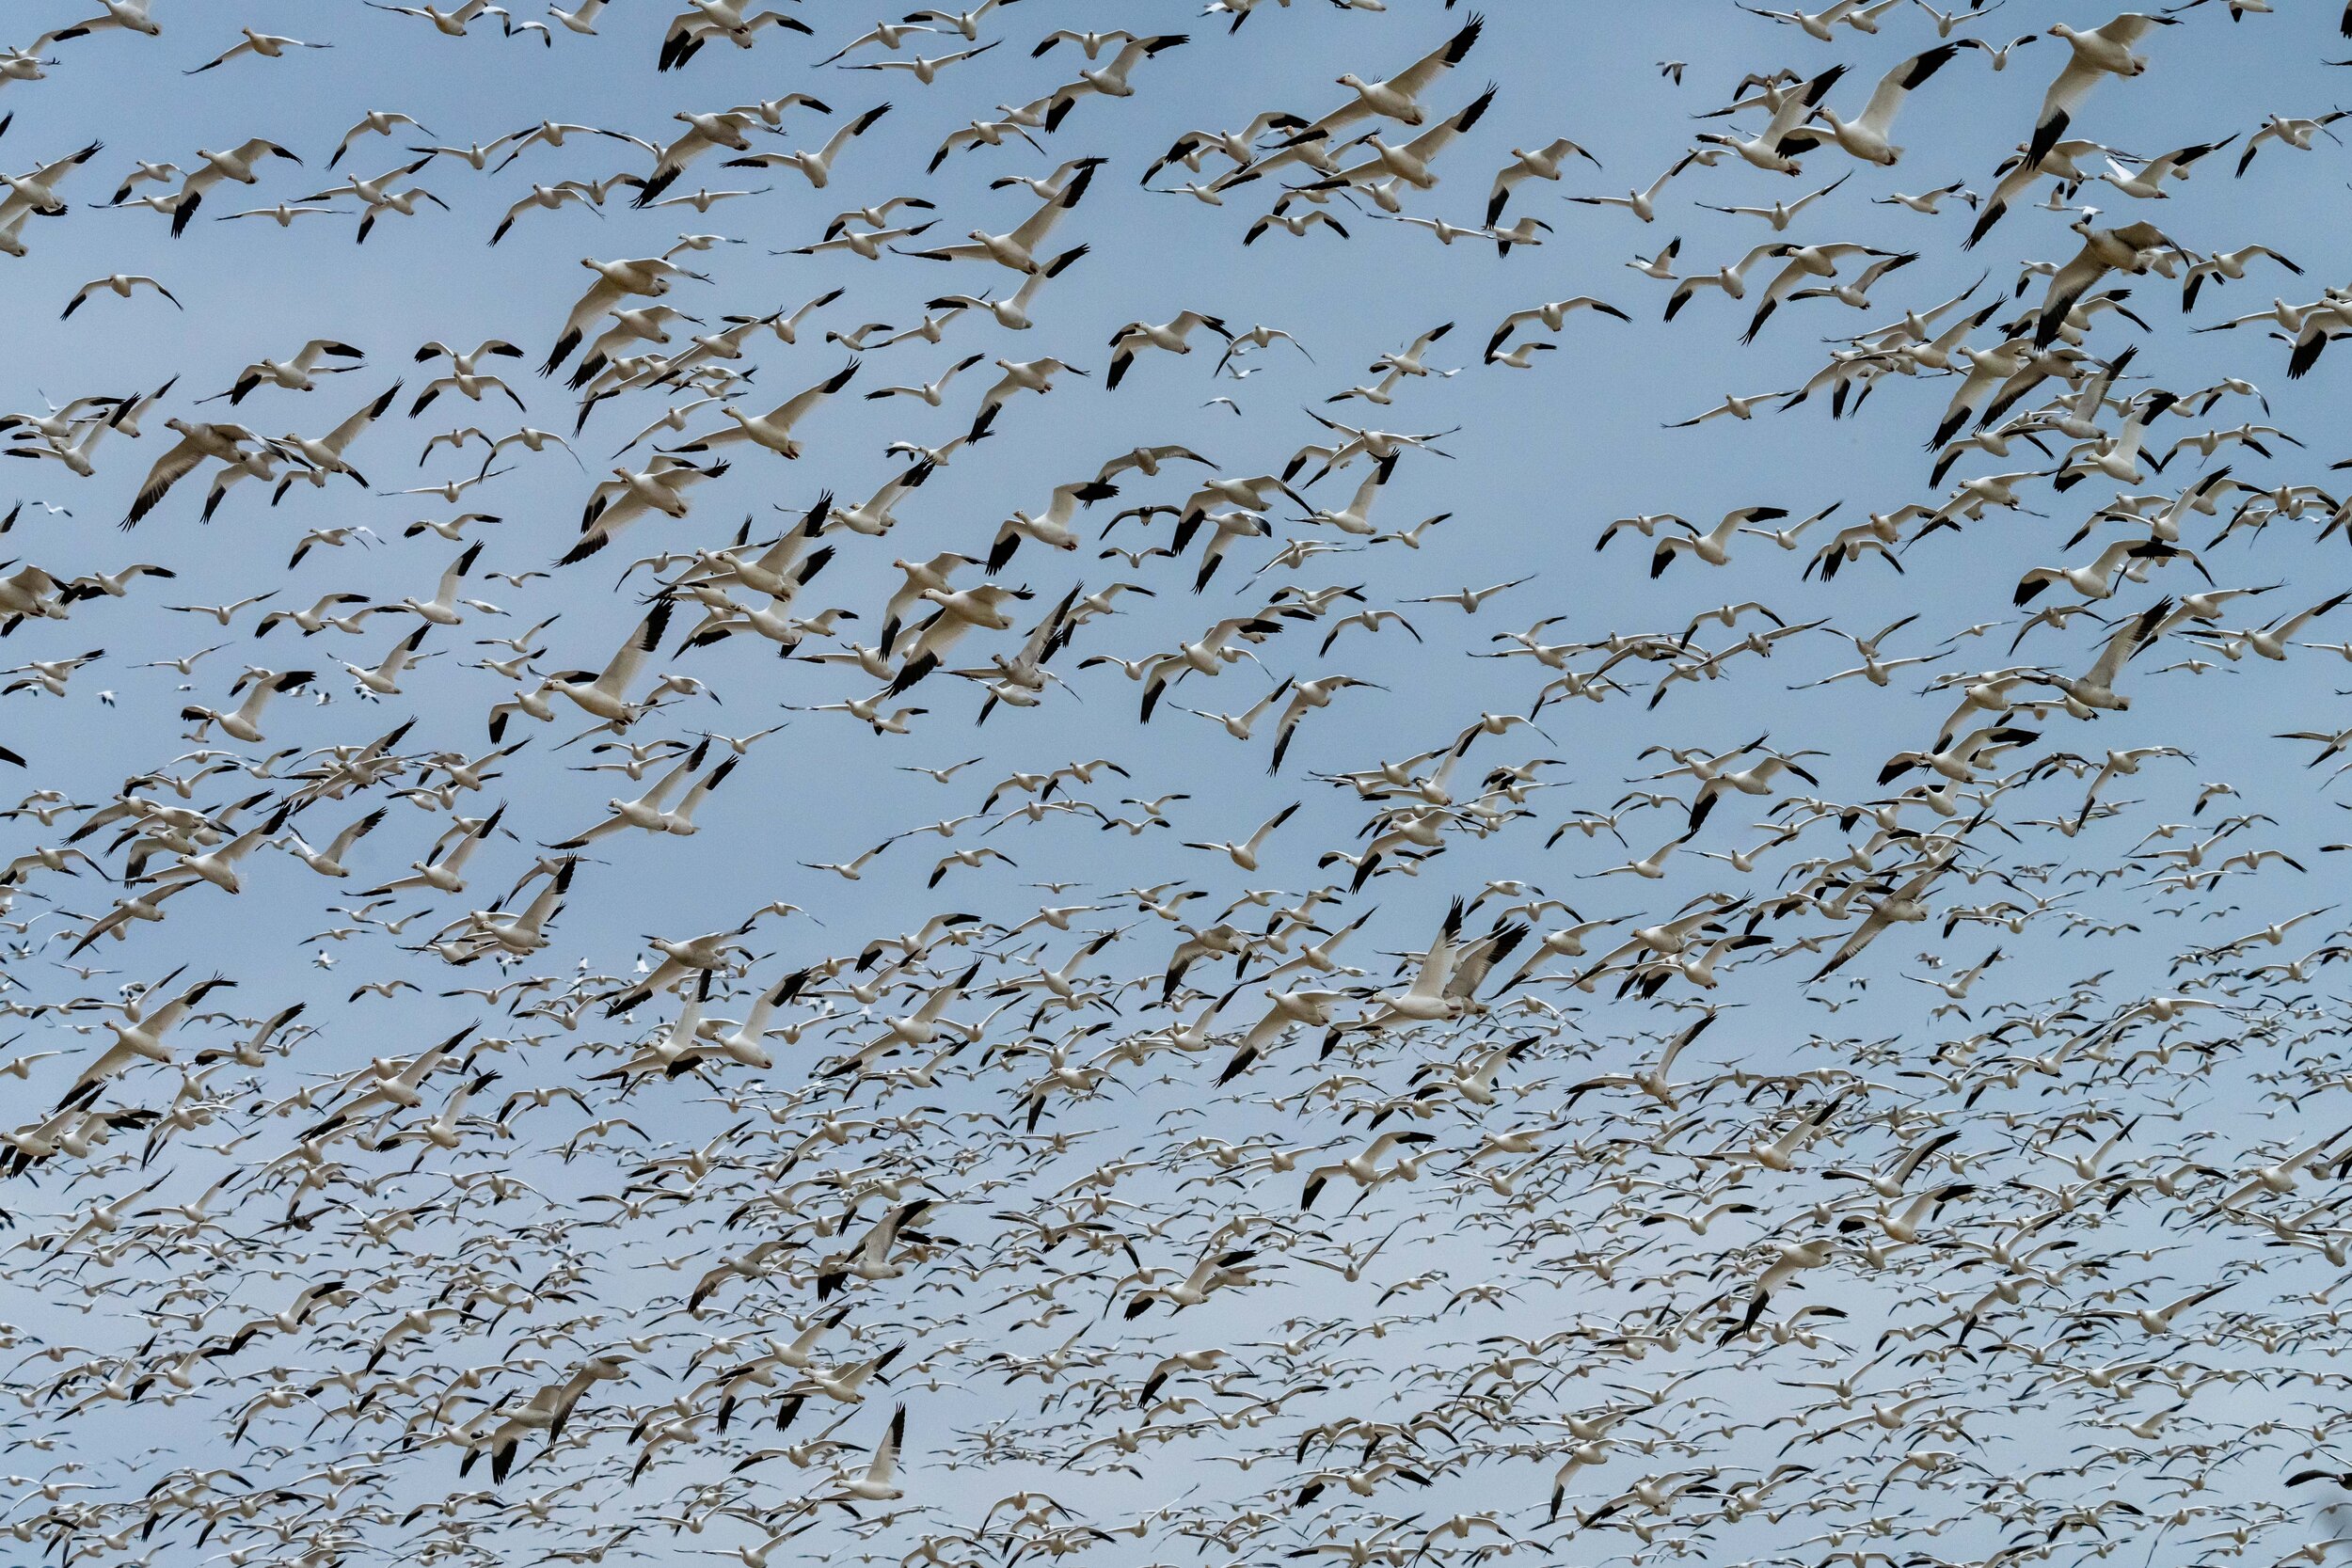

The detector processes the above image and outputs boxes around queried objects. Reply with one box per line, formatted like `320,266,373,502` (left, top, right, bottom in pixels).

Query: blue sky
4,0,2352,1559
9,0,2344,1002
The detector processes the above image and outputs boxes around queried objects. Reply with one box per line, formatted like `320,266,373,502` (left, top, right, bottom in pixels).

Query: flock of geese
8,1,2352,1565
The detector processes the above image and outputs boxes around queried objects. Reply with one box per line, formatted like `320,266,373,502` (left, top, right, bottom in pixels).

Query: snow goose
788,219,934,261
1651,507,1789,578
631,110,766,204
0,138,103,229
59,274,179,318
275,809,385,879
823,194,935,237
566,304,699,388
658,1,813,71
2050,389,2189,490
547,0,606,31
1243,209,1348,245
1485,341,1554,368
361,0,495,34
162,590,274,627
2235,110,2351,178
1785,249,1918,313
2035,214,2176,346
2029,13,2176,168
1301,86,1496,195
829,1406,906,1505
841,41,997,87
899,0,1009,40
501,601,671,739
469,427,577,478
675,578,838,653
989,479,1117,570
541,256,707,375
488,181,609,245
267,383,400,500
1737,0,1899,39
1038,32,1188,114
1694,66,1845,174
1486,215,1553,255
887,582,1028,690
67,875,206,957
167,138,301,234
726,103,892,189
1213,15,1481,190
2211,591,2351,661
4,412,119,477
1298,471,1396,538
666,359,858,460
562,459,727,563
256,594,374,638
814,22,938,65
966,356,1085,440
191,445,288,516
410,363,525,418
486,120,654,175
2013,536,2196,606
1032,28,1134,59
329,110,431,169
388,542,485,626
880,556,980,650
928,117,1045,173
826,463,934,539
1144,114,1302,184
1106,313,1231,388
105,159,185,206
1485,136,1598,225
1334,12,1482,128
343,625,434,697
898,165,1096,273
1963,138,2104,248
554,739,736,845
0,647,103,701
122,420,261,528
1777,45,1959,166
1568,159,1693,226
222,340,366,404
1136,612,1290,722
1625,237,1684,284
1699,171,1851,230
56,561,174,605
183,27,331,73
1267,677,1381,772
181,668,312,744
2092,136,2233,200
1662,243,1793,321
34,0,162,44
678,513,834,602
213,201,339,228
2180,245,2301,311
2275,293,2352,379
1874,180,1971,214
1742,245,1912,341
